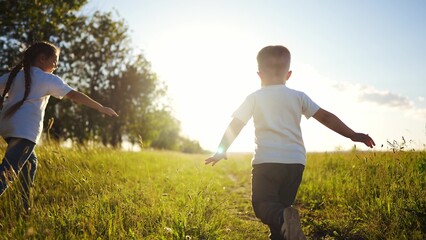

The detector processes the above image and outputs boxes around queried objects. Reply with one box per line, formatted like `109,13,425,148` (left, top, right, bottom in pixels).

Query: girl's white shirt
232,84,320,166
0,67,74,144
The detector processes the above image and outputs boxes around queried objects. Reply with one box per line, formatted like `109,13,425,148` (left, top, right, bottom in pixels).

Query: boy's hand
350,133,375,148
99,107,119,117
204,152,227,166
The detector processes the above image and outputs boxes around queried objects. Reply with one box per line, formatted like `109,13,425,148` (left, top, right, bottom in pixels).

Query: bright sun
146,23,260,151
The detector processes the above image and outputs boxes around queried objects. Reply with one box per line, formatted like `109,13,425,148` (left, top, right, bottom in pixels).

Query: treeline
0,0,204,153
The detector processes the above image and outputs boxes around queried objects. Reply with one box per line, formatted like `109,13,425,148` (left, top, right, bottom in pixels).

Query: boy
204,45,375,240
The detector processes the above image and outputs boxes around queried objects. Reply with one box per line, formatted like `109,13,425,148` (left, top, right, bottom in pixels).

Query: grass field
0,142,424,239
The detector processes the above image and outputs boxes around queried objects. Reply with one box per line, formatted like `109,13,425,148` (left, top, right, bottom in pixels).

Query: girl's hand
99,107,119,117
204,152,227,166
350,133,375,148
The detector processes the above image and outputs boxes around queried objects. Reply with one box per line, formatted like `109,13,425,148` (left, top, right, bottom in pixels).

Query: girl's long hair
0,41,59,119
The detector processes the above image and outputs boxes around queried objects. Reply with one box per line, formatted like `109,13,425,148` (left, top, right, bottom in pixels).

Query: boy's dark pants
252,163,304,240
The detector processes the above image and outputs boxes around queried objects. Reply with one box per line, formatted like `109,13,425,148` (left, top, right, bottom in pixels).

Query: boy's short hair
257,45,291,72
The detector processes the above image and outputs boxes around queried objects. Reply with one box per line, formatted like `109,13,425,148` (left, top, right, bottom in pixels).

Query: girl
0,41,118,213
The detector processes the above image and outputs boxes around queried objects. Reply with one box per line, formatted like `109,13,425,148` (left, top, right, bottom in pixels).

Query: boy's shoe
281,206,306,240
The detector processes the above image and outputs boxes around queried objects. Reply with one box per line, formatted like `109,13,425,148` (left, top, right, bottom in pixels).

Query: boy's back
205,45,375,240
232,84,319,165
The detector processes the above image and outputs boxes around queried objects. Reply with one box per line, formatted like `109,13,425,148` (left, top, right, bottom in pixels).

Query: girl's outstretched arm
204,117,245,166
64,90,119,117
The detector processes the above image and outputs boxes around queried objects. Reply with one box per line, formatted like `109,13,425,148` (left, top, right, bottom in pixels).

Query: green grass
299,150,426,239
0,142,424,239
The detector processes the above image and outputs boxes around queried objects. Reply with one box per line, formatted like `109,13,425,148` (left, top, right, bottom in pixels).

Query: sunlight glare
146,22,259,151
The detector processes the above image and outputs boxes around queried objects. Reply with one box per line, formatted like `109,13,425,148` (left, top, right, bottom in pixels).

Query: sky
83,0,426,152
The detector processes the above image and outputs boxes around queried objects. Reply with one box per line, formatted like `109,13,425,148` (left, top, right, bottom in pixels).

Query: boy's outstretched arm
313,108,375,148
64,90,119,117
205,118,245,166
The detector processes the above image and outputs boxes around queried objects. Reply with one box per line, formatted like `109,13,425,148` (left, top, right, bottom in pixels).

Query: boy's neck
261,80,286,87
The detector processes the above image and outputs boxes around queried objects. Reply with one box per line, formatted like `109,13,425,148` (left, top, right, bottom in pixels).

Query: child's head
27,41,60,73
256,45,292,85
0,41,60,118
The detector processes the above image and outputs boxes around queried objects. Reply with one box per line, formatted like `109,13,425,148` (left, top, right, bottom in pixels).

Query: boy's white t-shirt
0,67,74,144
232,84,320,166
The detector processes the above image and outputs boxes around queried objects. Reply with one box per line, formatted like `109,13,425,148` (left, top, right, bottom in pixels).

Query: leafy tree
179,137,206,154
148,109,181,150
107,54,167,147
0,2,204,152
50,11,172,148
0,0,87,73
49,11,132,144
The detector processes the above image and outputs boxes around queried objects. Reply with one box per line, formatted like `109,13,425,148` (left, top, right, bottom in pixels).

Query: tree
178,137,206,154
50,11,132,144
106,54,166,147
0,2,204,152
0,0,88,74
51,11,173,148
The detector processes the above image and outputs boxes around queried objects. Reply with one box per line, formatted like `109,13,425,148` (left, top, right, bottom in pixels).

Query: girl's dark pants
252,163,304,240
0,137,37,211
